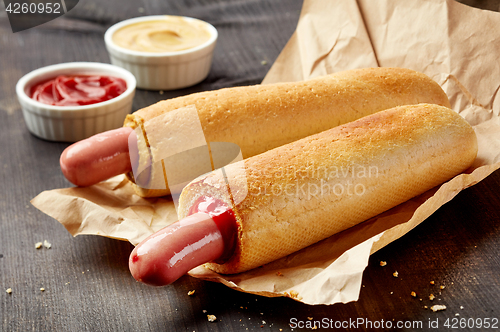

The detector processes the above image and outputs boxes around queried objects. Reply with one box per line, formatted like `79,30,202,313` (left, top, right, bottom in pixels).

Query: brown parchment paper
31,0,500,305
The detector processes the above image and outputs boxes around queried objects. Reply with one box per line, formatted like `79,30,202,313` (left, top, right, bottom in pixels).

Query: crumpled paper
32,0,500,305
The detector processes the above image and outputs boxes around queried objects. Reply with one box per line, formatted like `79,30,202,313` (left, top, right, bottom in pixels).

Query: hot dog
129,213,225,286
129,198,237,286
61,67,450,196
129,104,477,284
60,127,134,187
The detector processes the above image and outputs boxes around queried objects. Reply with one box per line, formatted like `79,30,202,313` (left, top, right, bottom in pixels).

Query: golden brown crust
178,104,477,274
126,67,450,197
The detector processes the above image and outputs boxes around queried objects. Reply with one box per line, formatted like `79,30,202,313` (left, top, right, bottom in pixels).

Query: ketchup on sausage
129,196,238,286
31,75,127,106
189,196,238,264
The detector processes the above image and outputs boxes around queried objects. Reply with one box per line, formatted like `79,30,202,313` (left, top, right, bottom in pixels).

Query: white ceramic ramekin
104,15,218,90
16,62,136,142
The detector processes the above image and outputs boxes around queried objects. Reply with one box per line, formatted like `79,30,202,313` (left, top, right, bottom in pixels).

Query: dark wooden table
1,1,499,331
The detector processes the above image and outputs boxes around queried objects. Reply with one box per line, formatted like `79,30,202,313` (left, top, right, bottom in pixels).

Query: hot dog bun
124,67,450,197
177,104,477,274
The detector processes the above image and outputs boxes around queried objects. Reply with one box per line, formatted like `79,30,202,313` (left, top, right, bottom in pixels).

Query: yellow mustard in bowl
112,16,212,53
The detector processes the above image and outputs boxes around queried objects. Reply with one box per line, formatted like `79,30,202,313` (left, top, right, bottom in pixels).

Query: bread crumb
460,306,464,310
455,313,460,316
284,290,302,300
35,242,43,249
430,304,446,312
429,294,435,301
40,288,45,292
261,60,268,65
411,291,417,297
440,285,445,290
307,317,313,320
380,261,387,266
287,290,302,300
43,240,51,249
424,306,428,309
207,314,216,322
430,280,435,285
188,290,195,296
6,288,12,294
159,90,164,95
312,326,318,330
393,271,398,278
202,310,207,313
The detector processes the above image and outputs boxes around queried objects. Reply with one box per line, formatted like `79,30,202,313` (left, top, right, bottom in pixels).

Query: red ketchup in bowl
30,75,127,106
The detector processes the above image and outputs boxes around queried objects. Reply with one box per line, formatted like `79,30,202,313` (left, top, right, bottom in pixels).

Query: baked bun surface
124,67,450,197
178,104,477,274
